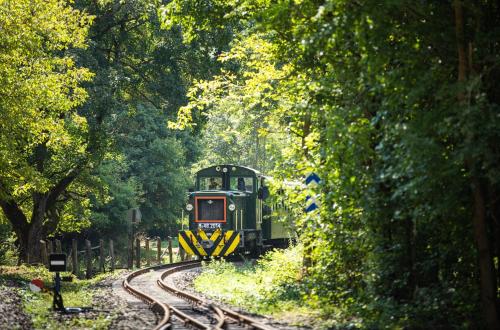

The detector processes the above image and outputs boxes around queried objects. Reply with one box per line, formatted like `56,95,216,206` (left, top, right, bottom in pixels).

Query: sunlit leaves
0,0,93,201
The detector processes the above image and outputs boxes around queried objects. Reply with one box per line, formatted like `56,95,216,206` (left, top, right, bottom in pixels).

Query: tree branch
0,182,29,234
46,167,82,209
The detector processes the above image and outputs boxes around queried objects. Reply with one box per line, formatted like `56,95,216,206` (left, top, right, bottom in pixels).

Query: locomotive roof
196,165,262,177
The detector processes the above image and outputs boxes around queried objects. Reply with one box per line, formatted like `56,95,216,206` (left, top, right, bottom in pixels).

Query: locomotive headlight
228,204,236,211
222,167,228,173
186,203,193,211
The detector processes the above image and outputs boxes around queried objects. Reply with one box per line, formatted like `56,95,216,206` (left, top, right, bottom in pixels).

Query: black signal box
49,253,67,272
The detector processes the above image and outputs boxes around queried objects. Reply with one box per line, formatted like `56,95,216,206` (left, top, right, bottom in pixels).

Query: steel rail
156,262,213,329
217,305,274,330
122,260,200,330
157,262,274,330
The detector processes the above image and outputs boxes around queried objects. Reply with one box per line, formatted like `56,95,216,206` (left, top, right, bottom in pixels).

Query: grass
0,265,125,329
193,244,332,328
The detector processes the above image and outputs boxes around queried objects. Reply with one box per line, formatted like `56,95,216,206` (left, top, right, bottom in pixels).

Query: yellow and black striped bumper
178,229,240,257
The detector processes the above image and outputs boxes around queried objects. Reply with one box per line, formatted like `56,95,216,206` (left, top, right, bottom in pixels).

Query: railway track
123,260,275,330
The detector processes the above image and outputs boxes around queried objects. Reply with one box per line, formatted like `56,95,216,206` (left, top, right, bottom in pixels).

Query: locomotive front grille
199,199,223,220
195,196,226,222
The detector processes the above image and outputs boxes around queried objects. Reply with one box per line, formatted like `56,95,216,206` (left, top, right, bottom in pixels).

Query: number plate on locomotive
198,223,222,229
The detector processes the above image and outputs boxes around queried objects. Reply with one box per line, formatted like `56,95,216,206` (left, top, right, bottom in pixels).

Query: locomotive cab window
230,177,254,192
199,177,222,190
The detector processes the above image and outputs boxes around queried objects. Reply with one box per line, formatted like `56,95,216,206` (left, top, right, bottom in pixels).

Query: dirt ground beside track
0,284,33,329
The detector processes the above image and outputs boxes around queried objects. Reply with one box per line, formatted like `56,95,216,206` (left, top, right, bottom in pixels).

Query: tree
115,105,191,236
177,35,299,173
71,0,210,241
0,0,93,263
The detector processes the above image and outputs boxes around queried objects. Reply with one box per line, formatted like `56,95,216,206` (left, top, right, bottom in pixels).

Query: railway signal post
49,253,91,314
49,253,66,311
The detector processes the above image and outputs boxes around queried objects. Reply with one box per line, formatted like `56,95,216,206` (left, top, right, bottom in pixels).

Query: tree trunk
493,192,500,304
1,168,81,264
16,228,31,265
25,194,48,262
0,198,30,264
13,223,44,264
17,203,46,263
406,217,417,299
471,178,499,329
453,2,499,328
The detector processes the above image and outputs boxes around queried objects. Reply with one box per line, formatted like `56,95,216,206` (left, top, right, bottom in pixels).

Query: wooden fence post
46,241,51,259
40,240,48,267
99,239,105,272
135,238,140,268
109,239,115,272
168,237,173,264
179,245,185,261
85,240,92,279
145,238,150,266
157,237,161,264
72,239,78,276
128,235,133,269
55,240,62,253
68,248,72,269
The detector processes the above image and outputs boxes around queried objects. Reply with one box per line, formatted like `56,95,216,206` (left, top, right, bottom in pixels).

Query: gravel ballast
0,284,33,329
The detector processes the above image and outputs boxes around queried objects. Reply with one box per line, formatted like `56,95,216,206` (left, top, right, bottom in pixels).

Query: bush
0,222,18,265
194,245,328,326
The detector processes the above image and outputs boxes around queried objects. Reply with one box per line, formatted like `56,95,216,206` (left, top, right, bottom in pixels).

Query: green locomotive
178,164,291,258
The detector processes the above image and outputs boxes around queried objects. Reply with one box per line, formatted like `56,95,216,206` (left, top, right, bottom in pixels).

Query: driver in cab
209,177,221,190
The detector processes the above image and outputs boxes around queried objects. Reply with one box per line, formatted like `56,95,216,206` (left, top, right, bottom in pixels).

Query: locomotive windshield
199,176,222,190
230,177,254,192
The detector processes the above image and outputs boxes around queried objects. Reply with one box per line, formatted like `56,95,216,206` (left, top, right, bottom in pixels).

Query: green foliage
195,246,363,328
1,0,498,327
195,246,314,322
117,106,191,235
71,0,209,242
86,153,140,238
0,0,208,262
164,0,500,328
0,0,93,198
0,226,17,265
0,0,98,262
172,33,307,174
160,0,236,46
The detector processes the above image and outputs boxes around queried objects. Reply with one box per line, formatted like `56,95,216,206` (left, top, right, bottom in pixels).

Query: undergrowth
0,265,124,329
194,244,337,328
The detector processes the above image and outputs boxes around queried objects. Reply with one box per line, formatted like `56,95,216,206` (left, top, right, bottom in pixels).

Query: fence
39,237,188,279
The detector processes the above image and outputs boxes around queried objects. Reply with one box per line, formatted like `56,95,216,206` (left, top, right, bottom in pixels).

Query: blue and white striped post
305,172,321,213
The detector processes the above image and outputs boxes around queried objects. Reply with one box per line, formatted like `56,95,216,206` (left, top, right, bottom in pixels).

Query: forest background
0,0,499,328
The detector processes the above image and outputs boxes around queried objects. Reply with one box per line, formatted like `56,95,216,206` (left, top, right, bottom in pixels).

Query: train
178,164,292,258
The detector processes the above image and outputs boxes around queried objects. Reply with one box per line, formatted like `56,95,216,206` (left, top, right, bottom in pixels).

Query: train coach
178,164,291,258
